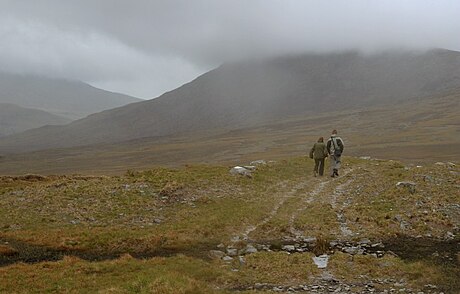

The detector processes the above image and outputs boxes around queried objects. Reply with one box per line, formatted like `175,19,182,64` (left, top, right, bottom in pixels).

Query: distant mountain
0,73,141,119
0,103,70,137
1,49,460,154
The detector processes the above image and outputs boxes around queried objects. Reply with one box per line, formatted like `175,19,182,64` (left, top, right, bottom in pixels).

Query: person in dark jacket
326,130,344,177
310,137,328,176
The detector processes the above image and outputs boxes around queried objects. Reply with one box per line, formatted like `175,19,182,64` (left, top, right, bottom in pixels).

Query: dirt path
232,168,355,244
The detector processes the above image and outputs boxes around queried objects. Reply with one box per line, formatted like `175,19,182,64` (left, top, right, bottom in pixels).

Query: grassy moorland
0,157,458,293
0,92,459,176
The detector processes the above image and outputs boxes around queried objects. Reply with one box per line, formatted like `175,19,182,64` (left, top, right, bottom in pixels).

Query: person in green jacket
309,137,328,176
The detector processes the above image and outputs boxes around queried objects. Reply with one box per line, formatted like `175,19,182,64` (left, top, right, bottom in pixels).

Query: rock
208,250,225,259
343,246,364,255
226,248,238,256
312,254,329,269
229,166,252,177
282,245,296,252
445,231,455,240
396,181,416,193
222,256,234,261
359,238,371,245
250,160,267,166
242,165,256,170
243,244,258,254
217,243,225,248
360,156,371,160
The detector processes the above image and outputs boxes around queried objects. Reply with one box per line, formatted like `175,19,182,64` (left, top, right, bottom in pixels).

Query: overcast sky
0,0,459,99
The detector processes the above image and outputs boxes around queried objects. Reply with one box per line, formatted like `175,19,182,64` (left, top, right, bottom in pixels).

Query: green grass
0,157,458,292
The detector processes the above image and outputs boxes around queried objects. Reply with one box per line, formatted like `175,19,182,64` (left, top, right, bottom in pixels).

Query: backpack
331,137,342,156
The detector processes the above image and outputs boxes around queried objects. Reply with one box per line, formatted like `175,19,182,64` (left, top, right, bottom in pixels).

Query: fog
0,0,459,98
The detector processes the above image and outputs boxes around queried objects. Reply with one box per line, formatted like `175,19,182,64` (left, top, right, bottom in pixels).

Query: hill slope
0,103,70,137
1,49,459,154
0,72,141,119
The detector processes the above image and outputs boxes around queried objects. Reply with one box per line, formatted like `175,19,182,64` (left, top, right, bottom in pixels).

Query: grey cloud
0,0,459,98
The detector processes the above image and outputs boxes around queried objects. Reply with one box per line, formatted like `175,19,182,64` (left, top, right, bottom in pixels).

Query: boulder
229,166,252,177
396,181,416,194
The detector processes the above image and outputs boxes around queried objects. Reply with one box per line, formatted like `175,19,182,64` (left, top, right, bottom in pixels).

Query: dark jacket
326,135,344,155
310,142,328,159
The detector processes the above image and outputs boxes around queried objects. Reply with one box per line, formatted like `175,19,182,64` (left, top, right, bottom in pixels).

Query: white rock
222,256,234,261
229,166,252,177
312,254,329,269
282,245,296,252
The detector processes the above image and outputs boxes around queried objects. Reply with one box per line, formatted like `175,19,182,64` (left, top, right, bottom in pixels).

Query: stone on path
312,254,329,269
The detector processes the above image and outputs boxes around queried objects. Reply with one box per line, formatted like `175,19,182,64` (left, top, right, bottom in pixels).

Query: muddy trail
1,233,458,269
0,237,216,267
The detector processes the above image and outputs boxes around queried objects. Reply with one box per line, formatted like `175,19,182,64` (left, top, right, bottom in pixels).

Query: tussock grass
0,156,458,292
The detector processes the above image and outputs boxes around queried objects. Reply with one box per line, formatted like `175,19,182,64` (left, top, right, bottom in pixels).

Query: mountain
0,103,70,137
1,49,459,154
0,73,141,119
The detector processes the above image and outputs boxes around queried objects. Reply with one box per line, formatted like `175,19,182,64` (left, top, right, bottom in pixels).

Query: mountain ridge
0,103,71,137
0,72,142,120
1,49,459,154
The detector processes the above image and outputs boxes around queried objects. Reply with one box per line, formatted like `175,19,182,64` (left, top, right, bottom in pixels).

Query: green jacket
310,142,328,160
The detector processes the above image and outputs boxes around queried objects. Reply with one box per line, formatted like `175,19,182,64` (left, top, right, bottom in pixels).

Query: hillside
0,49,459,154
0,158,458,292
0,72,141,120
0,103,70,137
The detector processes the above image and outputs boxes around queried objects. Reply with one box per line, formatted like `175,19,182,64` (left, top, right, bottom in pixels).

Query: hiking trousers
330,155,341,175
314,158,325,176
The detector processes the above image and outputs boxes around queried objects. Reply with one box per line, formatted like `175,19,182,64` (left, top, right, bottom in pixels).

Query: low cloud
0,0,459,98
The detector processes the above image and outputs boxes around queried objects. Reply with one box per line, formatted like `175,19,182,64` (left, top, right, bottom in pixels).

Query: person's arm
326,140,332,155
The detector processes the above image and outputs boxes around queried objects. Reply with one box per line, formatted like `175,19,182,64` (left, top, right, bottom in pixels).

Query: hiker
309,137,328,176
326,130,344,177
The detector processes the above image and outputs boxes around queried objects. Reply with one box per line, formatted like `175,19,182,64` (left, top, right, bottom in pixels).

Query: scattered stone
250,160,267,166
208,250,225,259
359,238,371,245
282,245,296,252
217,243,225,248
304,237,317,243
445,231,455,240
343,246,361,255
396,181,416,193
243,244,258,254
226,248,238,256
242,165,257,171
360,156,371,160
229,166,252,177
222,256,233,261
